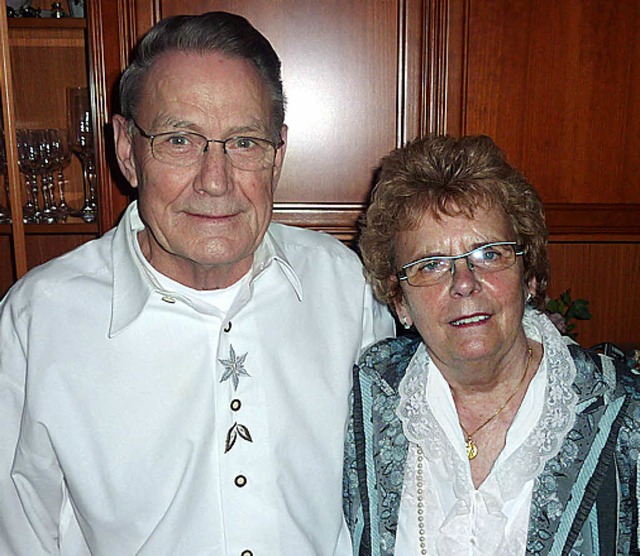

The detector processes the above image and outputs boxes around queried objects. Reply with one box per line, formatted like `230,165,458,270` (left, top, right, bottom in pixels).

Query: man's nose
193,142,231,195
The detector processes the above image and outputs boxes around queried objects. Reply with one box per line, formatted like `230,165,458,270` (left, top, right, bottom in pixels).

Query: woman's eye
482,249,500,260
418,259,445,273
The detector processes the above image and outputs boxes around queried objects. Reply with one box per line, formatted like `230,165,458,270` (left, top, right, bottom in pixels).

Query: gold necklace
460,344,533,460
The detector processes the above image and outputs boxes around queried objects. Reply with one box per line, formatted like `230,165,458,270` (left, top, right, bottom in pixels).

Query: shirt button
234,475,247,488
223,321,232,332
230,399,242,411
161,295,176,304
241,550,253,556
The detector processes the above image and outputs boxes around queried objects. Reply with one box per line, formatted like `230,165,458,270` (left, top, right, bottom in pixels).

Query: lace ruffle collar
396,308,578,501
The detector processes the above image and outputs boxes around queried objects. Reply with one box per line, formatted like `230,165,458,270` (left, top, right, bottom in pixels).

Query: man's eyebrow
149,115,197,131
146,116,269,137
225,121,270,137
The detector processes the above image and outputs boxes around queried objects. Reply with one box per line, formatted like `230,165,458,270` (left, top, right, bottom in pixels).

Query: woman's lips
449,313,491,327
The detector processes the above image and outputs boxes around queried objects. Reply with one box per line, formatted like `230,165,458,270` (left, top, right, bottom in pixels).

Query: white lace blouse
395,309,579,555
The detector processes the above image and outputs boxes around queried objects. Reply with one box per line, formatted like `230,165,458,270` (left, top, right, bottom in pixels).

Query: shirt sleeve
359,284,395,356
0,294,60,555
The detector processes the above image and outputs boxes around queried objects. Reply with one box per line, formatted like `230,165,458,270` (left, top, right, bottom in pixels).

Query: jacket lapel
527,347,627,555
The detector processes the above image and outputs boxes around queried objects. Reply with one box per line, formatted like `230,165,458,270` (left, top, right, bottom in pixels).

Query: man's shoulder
2,230,114,309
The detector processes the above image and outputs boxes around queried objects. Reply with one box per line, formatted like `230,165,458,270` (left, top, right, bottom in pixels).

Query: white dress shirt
0,202,394,556
394,310,578,555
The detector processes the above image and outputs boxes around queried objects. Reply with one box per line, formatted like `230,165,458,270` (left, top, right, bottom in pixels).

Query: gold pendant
465,438,478,460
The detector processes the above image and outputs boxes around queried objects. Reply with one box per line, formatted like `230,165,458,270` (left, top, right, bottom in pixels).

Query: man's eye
166,134,192,147
228,137,258,150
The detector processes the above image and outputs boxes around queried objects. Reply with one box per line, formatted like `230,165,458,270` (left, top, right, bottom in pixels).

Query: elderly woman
343,135,640,555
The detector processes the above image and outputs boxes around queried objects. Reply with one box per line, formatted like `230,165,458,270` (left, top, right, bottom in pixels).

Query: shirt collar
109,202,302,337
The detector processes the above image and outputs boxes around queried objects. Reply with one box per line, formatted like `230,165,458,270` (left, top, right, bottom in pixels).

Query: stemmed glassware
49,129,71,221
36,129,58,224
13,129,74,224
16,128,41,223
66,87,97,223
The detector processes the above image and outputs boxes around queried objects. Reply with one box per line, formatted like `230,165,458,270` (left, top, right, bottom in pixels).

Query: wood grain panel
459,0,640,205
24,232,97,270
0,233,16,297
547,242,640,348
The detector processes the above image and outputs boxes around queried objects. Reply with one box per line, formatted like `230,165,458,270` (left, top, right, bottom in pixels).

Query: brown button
234,475,247,488
230,399,242,411
223,321,232,332
240,551,253,556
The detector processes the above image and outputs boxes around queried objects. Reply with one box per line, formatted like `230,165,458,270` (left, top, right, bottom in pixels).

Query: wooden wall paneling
25,232,98,269
0,6,27,279
547,242,640,348
451,0,640,210
0,234,16,297
398,0,427,143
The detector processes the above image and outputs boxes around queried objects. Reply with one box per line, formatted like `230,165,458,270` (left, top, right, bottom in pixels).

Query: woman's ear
393,297,413,330
526,277,538,302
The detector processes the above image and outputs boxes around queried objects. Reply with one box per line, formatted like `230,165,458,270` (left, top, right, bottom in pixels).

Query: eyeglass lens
150,131,276,171
402,242,521,286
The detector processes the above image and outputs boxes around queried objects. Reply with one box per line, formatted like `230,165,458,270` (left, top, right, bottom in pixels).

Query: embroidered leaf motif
224,422,253,453
219,344,250,390
236,424,252,442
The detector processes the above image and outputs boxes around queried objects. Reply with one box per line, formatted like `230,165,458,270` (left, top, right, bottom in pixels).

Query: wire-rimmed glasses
131,119,281,172
397,241,524,287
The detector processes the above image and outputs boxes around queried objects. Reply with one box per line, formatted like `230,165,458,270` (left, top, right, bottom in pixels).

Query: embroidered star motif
219,344,250,390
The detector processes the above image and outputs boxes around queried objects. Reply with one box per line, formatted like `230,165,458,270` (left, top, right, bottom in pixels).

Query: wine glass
49,129,72,221
16,129,41,223
35,129,58,224
66,87,97,223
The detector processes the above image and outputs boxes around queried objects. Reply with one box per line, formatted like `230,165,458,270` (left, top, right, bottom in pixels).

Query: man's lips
184,210,239,220
449,313,491,326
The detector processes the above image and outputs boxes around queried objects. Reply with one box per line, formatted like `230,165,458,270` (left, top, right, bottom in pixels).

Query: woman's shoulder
568,343,640,400
357,334,422,392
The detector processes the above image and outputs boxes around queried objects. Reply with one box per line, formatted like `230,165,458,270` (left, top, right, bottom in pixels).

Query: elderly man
0,12,393,555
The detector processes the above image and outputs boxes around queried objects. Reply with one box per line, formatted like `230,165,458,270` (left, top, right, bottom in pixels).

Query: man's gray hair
119,11,286,142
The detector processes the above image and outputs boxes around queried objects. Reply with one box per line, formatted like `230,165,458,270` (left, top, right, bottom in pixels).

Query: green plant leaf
569,299,591,320
546,299,563,314
560,289,572,306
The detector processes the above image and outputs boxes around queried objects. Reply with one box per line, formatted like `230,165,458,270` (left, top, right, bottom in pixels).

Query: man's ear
270,124,288,190
112,114,139,189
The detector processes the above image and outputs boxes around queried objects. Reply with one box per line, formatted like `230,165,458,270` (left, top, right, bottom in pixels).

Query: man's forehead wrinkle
140,51,274,137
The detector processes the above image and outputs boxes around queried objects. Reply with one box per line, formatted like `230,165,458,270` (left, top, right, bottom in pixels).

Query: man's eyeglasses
397,241,524,287
131,120,282,172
